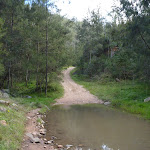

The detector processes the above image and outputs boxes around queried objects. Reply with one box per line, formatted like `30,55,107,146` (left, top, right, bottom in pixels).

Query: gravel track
55,67,103,105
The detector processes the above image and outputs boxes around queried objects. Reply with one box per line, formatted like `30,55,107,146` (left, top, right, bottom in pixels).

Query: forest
0,0,76,96
0,0,149,94
0,0,150,150
75,0,150,82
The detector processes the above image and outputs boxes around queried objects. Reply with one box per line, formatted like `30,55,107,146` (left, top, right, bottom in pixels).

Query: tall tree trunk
25,69,29,87
36,25,39,89
45,1,48,96
8,62,11,89
25,56,30,87
8,11,14,89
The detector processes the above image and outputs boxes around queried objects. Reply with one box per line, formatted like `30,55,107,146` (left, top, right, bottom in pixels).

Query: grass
11,81,64,111
71,69,150,120
0,100,26,150
0,80,64,149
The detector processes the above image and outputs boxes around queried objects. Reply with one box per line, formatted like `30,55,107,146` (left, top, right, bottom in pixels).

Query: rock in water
51,136,57,140
144,97,150,102
66,144,73,149
101,144,113,150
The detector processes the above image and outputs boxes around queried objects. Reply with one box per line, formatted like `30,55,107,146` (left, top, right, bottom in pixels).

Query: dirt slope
55,67,103,105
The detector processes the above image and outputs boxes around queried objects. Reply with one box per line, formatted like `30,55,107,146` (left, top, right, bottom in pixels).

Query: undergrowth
11,81,64,110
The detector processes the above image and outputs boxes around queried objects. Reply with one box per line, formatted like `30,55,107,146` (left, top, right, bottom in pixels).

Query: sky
55,0,119,21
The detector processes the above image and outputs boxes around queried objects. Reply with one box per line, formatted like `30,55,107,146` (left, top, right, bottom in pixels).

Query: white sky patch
55,0,119,21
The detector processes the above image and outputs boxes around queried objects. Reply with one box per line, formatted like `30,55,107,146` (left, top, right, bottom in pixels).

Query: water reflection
44,105,150,150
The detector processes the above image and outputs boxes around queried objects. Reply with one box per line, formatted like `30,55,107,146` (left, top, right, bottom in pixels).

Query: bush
106,49,137,79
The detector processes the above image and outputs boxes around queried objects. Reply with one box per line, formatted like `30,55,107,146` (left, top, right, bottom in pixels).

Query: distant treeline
75,0,150,82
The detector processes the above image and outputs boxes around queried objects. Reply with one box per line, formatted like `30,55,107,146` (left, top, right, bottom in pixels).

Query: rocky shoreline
22,109,54,150
21,109,75,150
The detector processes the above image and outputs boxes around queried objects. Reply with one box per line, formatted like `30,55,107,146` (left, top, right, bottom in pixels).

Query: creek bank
70,69,150,120
22,109,74,150
22,108,89,150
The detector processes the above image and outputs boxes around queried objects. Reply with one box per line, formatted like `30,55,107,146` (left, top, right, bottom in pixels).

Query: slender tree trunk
8,62,11,89
11,70,13,87
89,51,91,64
36,25,39,88
45,1,48,96
25,56,30,87
26,69,29,87
8,11,14,89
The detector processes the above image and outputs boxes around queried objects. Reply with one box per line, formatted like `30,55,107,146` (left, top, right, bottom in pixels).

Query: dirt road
22,67,103,150
55,67,103,105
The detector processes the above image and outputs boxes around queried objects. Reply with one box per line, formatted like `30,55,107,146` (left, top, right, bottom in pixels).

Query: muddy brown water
44,105,150,150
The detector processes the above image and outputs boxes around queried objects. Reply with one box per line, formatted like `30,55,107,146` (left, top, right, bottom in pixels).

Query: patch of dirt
55,67,103,105
21,109,54,150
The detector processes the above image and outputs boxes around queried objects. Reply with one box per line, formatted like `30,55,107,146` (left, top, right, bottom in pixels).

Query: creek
44,105,150,150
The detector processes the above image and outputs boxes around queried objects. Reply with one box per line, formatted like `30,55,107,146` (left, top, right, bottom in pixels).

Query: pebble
51,136,57,140
48,140,54,143
39,128,46,135
57,145,63,148
66,144,73,149
43,138,47,141
27,116,31,119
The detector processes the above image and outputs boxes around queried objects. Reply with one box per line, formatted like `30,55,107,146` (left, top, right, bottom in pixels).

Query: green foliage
0,0,75,91
71,71,150,119
75,2,150,83
0,103,26,150
13,80,64,107
106,49,137,79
